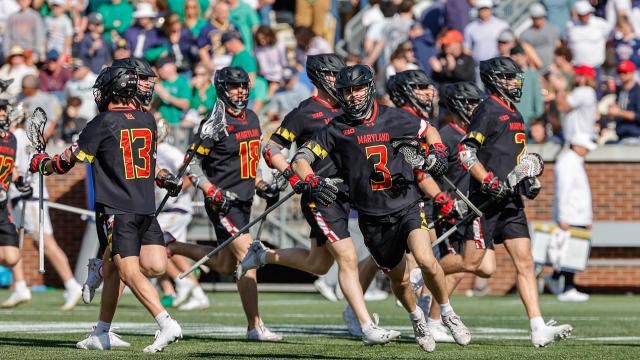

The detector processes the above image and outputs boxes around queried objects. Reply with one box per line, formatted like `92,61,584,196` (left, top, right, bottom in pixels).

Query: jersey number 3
120,129,152,180
366,145,392,191
239,140,260,179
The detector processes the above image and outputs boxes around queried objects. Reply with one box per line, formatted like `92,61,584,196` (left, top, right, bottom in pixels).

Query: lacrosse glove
305,174,341,206
205,186,237,214
155,169,183,197
481,172,510,203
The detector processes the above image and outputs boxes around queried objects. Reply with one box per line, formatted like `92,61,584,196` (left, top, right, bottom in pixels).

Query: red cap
440,30,464,46
573,65,596,79
617,60,636,74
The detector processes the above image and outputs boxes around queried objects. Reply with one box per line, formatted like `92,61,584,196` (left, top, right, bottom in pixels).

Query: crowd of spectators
1,0,640,146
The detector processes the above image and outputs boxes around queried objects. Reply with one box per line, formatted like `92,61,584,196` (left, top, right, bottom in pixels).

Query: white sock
440,302,454,316
192,286,205,299
64,278,80,291
427,317,442,326
530,316,545,332
155,310,172,328
94,320,110,335
14,280,28,293
409,307,424,321
361,319,374,333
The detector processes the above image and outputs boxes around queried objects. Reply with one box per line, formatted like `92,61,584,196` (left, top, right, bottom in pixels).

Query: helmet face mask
443,81,485,125
395,70,439,119
335,65,376,121
494,72,524,103
111,57,157,106
215,67,250,112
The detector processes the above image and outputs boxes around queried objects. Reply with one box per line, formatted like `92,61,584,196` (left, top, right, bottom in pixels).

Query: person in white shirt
565,1,613,68
154,118,209,311
0,46,37,100
551,133,595,302
1,103,83,310
63,59,98,121
551,64,598,142
463,0,509,62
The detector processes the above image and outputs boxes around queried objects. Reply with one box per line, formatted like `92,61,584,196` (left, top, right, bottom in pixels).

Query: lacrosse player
30,61,184,352
2,102,83,311
237,54,400,345
290,65,471,353
458,56,572,347
164,66,282,341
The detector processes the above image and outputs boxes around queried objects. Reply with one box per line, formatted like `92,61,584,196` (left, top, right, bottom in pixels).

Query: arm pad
291,146,317,166
458,142,479,172
262,141,284,169
187,154,208,189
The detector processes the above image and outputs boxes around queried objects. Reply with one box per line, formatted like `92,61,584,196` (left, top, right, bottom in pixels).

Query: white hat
133,3,158,18
475,0,493,9
570,133,597,151
529,3,547,18
48,0,66,6
574,1,594,16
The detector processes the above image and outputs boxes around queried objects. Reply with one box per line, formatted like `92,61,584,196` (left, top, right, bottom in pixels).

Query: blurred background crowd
1,0,640,147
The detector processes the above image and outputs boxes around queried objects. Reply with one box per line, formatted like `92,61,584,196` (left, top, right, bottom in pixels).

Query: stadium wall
19,145,640,294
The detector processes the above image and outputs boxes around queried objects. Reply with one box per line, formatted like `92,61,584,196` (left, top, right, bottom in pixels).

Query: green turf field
0,289,637,359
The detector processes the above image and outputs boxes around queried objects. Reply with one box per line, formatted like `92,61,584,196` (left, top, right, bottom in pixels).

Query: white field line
0,322,637,342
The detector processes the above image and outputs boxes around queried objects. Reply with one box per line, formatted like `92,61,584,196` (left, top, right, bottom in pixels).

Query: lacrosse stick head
201,99,228,142
507,153,544,188
26,107,48,153
390,136,426,169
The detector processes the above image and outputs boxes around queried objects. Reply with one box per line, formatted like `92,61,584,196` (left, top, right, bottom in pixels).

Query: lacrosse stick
180,162,334,279
26,107,48,273
431,153,544,248
17,171,32,254
156,100,228,216
255,171,287,240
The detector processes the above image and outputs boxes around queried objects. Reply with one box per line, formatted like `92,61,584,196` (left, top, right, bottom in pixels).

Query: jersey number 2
515,132,526,164
239,140,260,179
366,145,392,191
120,128,152,180
0,155,14,185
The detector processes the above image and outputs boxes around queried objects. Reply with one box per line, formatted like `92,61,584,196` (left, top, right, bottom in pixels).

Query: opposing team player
458,57,572,347
290,65,471,352
164,66,281,341
237,54,399,345
154,118,209,310
0,98,27,270
30,63,184,352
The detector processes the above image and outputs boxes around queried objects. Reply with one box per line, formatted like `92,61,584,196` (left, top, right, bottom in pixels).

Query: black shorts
206,201,251,242
97,212,164,258
301,192,350,246
436,218,494,258
358,202,428,272
464,205,530,247
0,208,18,247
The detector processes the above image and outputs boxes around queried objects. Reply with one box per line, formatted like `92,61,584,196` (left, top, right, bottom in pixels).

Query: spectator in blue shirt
608,60,640,143
78,13,112,74
123,3,169,64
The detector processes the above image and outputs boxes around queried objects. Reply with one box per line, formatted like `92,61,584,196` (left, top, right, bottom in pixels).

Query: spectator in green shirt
511,44,544,129
190,63,218,116
184,0,209,37
228,0,260,52
155,56,192,124
97,0,134,42
222,31,269,113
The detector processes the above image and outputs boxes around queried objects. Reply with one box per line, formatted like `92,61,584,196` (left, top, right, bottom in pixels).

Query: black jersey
0,132,17,189
271,96,341,177
438,123,469,195
306,102,428,216
461,95,527,208
196,109,261,202
74,107,157,214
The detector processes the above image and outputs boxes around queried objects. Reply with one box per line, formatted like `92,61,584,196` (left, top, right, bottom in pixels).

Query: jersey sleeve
271,109,304,149
304,125,335,161
461,105,496,148
73,117,107,163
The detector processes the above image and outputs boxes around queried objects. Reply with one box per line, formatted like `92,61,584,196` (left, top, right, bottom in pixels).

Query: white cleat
428,321,456,343
62,284,83,311
76,332,111,350
343,305,363,336
172,277,195,307
314,278,337,302
1,289,31,308
411,314,436,352
109,329,131,347
531,320,573,348
143,319,183,353
83,258,103,304
363,287,389,302
442,313,471,346
246,322,283,341
361,313,401,345
558,288,589,302
178,292,210,311
236,240,268,280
